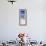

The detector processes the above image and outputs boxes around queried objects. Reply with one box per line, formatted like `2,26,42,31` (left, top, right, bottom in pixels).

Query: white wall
0,0,46,41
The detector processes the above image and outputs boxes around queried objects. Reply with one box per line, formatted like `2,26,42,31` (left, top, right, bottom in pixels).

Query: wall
0,0,46,41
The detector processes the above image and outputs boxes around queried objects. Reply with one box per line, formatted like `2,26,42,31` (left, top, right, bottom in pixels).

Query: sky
0,0,46,42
